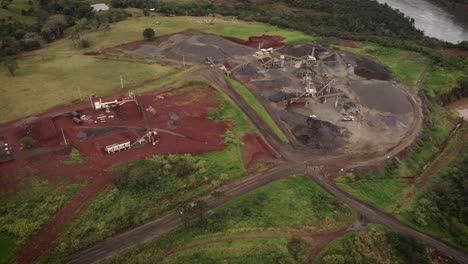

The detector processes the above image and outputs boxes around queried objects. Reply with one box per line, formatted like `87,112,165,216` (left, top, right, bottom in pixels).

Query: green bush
20,136,34,149
142,27,155,40
78,38,90,48
62,148,85,165
112,154,206,193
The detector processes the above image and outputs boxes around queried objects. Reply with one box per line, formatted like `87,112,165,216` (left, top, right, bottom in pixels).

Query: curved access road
64,69,467,264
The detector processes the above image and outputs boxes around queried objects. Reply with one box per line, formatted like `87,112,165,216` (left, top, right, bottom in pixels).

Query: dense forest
0,0,127,56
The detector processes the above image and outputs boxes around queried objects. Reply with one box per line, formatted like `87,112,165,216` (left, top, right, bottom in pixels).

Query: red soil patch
339,40,362,48
440,48,468,58
1,86,230,263
223,35,285,49
117,101,143,120
241,134,277,170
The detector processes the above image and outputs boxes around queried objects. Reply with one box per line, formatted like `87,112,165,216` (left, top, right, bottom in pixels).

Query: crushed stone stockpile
354,58,392,81
278,44,324,58
125,34,254,64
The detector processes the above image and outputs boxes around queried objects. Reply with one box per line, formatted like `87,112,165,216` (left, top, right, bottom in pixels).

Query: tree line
0,0,129,57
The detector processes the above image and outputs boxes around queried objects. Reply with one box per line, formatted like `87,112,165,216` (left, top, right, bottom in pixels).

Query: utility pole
61,128,68,145
182,55,185,67
90,95,94,110
120,75,124,89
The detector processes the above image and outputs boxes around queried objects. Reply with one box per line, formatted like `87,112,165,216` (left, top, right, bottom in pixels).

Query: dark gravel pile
354,58,392,80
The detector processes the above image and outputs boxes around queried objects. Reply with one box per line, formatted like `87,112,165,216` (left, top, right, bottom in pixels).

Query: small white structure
105,141,131,154
90,3,110,12
94,99,118,110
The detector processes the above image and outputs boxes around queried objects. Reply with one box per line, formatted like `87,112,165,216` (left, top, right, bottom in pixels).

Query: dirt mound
223,35,285,49
163,34,254,63
354,58,392,81
237,63,261,77
294,118,345,149
242,134,277,169
269,92,298,102
83,51,101,56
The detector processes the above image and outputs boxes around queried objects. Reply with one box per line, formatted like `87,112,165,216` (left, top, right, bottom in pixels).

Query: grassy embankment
40,81,259,263
0,177,81,264
100,175,356,264
1,13,318,124
227,77,289,143
333,44,429,86
315,224,432,264
395,129,468,251
422,68,466,99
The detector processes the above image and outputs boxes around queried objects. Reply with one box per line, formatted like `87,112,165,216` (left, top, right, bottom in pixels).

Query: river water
376,0,468,43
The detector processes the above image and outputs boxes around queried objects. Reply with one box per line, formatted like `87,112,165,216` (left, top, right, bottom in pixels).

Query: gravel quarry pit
120,35,418,157
231,42,418,156
124,33,255,64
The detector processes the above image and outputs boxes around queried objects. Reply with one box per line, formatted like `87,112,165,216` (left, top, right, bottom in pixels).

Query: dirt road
63,69,468,264
65,163,468,264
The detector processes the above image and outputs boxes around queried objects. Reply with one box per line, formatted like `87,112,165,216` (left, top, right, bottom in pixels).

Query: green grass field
335,178,408,213
0,55,176,123
134,66,202,94
334,44,429,86
196,23,320,44
160,238,299,264
227,78,288,143
0,233,16,264
315,225,431,264
0,177,80,264
422,68,465,98
100,175,355,264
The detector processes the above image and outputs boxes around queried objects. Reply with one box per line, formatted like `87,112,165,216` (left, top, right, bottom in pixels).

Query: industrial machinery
92,91,137,111
104,130,159,154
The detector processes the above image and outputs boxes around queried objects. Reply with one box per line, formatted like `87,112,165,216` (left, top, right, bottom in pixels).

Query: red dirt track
440,48,468,58
242,134,277,169
0,86,232,263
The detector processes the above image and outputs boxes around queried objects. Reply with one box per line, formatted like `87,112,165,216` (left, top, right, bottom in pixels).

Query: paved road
64,69,467,264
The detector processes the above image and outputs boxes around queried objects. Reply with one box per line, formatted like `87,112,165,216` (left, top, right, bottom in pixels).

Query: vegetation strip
227,77,288,143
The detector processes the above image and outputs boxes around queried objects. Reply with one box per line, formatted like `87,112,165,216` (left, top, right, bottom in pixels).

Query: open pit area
110,33,420,156
0,29,426,264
